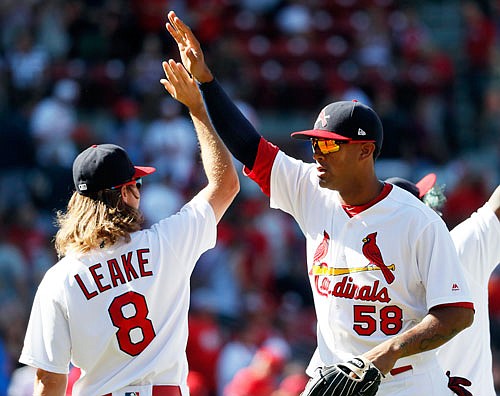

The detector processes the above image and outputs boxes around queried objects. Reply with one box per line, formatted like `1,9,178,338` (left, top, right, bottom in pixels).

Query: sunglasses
111,177,143,190
311,138,376,155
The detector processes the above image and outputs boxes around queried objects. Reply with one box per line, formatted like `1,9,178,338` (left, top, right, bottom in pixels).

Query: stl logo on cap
317,109,330,128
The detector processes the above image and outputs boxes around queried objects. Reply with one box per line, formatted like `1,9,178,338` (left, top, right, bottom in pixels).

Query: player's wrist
188,101,207,118
195,68,214,84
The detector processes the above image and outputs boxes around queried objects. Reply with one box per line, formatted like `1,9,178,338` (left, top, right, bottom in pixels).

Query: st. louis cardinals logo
316,108,330,128
311,230,396,297
361,232,395,284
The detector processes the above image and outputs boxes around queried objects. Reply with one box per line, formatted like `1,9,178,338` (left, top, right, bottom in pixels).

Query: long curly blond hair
55,188,144,257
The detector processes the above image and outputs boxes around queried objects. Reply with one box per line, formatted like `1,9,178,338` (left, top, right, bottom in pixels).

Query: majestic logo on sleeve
310,230,395,301
361,232,395,284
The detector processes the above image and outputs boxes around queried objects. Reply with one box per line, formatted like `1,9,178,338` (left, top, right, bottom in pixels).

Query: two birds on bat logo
311,230,395,284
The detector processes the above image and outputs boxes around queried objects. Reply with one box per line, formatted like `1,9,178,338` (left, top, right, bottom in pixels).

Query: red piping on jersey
342,183,393,217
432,302,475,311
103,385,181,396
243,137,280,197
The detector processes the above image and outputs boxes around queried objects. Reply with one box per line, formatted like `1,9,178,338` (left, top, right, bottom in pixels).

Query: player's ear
120,184,128,199
359,142,376,160
121,185,139,201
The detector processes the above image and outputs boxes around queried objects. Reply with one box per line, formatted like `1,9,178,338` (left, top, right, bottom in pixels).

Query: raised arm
166,10,262,170
160,60,239,223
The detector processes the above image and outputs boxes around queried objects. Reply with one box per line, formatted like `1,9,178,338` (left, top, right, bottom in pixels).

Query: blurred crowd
0,0,500,395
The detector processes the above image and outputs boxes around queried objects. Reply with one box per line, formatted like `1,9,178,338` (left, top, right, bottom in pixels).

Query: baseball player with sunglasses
387,174,500,395
18,60,239,395
164,10,475,396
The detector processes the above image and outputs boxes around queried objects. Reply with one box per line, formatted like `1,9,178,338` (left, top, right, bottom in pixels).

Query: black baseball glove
301,356,382,396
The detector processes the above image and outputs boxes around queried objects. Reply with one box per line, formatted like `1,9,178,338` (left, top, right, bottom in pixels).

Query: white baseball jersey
245,144,472,396
19,194,217,395
436,202,500,395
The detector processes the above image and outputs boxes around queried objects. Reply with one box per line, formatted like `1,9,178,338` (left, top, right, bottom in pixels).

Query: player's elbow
459,306,475,330
429,305,474,335
223,168,240,201
454,305,475,332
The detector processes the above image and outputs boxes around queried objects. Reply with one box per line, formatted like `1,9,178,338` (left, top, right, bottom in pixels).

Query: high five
163,10,474,396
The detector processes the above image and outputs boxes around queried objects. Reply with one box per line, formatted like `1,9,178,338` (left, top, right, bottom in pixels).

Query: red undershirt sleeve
243,137,280,197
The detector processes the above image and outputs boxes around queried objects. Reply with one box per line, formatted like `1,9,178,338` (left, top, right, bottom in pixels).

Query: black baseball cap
73,144,156,196
385,173,437,199
291,100,383,157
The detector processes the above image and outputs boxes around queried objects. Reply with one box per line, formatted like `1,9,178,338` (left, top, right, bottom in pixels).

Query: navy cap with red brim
415,173,437,198
133,165,156,178
290,129,352,141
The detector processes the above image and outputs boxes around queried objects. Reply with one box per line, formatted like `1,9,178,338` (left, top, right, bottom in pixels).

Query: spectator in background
130,34,165,98
186,295,224,396
7,364,35,396
36,0,70,60
0,232,29,307
30,78,80,169
223,342,289,396
216,315,271,396
442,170,489,229
143,97,198,189
5,30,50,106
478,85,500,147
461,0,496,128
271,371,309,396
109,96,144,164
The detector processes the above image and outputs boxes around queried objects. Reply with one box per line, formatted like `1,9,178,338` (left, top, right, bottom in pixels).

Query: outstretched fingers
167,11,201,48
165,10,212,83
160,60,199,107
160,60,176,96
165,22,181,43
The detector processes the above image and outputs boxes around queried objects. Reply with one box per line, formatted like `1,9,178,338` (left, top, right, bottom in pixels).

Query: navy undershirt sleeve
199,79,260,169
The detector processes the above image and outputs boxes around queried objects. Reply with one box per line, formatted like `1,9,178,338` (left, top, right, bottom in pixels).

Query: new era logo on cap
358,128,366,136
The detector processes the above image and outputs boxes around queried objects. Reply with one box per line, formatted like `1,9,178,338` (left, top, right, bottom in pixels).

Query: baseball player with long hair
18,61,239,395
164,10,475,396
387,174,500,395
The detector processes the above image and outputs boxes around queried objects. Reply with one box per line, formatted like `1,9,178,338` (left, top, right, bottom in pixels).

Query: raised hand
166,11,213,83
160,59,204,112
